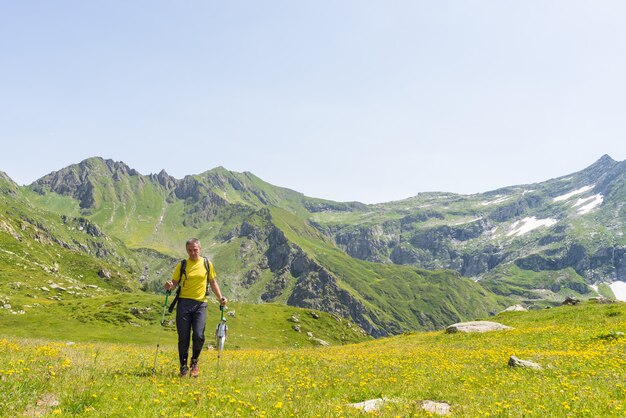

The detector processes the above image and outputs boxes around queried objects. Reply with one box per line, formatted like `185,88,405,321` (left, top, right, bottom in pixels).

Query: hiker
164,238,227,377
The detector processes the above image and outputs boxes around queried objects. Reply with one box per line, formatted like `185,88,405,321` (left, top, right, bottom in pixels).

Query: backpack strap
204,257,212,297
179,259,188,283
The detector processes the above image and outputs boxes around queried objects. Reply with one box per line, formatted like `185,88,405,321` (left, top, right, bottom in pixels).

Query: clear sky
1,1,625,204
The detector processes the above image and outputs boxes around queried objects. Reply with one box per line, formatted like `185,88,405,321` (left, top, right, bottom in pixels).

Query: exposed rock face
334,220,505,277
287,267,393,337
0,171,18,196
174,176,230,226
74,217,105,238
32,158,137,208
303,200,367,213
460,245,505,277
150,169,177,190
259,225,394,337
488,194,544,222
389,244,422,265
335,224,396,262
515,244,626,283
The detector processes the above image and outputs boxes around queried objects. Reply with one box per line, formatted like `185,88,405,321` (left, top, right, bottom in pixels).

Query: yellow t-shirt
172,258,216,302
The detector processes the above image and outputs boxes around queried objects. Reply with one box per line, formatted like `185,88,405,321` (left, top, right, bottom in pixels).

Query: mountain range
1,154,624,337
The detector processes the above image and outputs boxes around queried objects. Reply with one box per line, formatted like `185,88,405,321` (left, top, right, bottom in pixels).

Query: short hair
185,238,201,248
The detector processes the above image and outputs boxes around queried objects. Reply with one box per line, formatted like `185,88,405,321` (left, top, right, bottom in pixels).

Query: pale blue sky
1,1,625,203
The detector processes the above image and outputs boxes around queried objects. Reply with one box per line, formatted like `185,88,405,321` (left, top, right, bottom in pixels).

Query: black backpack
168,257,212,313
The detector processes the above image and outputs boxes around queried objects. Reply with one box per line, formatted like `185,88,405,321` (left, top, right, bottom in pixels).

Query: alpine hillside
1,155,624,338
311,154,626,303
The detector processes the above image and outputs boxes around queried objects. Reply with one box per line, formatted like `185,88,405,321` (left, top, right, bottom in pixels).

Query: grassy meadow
1,301,625,417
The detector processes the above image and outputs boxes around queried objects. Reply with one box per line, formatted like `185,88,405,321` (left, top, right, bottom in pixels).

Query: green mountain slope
0,172,370,345
5,155,623,338
0,173,141,298
268,207,504,335
14,157,509,336
312,155,626,301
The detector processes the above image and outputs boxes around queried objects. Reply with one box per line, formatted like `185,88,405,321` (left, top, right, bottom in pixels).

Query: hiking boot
190,361,199,378
179,365,189,377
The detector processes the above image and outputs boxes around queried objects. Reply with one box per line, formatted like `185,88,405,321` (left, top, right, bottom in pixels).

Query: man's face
186,242,201,260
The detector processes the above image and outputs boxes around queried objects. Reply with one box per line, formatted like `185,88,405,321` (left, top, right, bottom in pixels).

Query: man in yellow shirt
165,238,227,377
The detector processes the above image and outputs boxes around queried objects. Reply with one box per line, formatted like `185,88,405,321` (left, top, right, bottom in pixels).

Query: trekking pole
152,290,170,374
215,304,227,373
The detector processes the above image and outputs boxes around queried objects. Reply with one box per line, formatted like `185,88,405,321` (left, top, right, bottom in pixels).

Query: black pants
176,298,207,367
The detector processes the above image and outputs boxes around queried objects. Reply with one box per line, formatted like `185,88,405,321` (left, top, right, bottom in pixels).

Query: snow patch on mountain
553,185,594,202
574,194,603,214
591,282,626,302
610,281,626,302
507,217,558,237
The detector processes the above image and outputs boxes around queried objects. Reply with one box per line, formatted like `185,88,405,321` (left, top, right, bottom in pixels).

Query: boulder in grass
562,296,580,306
508,355,543,370
348,398,386,412
310,338,330,346
445,321,512,333
501,304,527,313
422,400,451,415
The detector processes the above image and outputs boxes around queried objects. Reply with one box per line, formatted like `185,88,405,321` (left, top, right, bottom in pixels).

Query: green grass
0,293,369,349
1,302,624,417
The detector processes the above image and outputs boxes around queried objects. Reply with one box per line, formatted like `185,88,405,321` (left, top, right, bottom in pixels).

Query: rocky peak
573,154,619,185
150,169,177,190
0,171,18,196
594,159,626,198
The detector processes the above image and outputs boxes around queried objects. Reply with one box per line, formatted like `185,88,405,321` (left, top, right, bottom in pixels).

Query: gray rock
501,304,527,313
422,400,451,415
508,356,543,370
562,296,580,305
98,268,111,279
311,338,329,346
446,321,513,333
348,398,386,412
